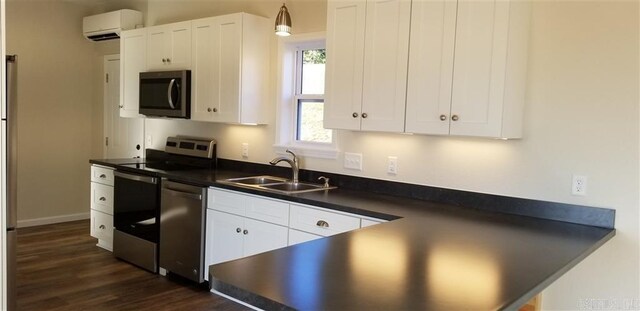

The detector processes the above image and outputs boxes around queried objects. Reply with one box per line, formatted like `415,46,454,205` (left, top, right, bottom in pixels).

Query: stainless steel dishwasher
160,179,207,283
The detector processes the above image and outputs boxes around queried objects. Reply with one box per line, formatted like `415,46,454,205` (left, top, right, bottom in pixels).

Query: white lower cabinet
204,187,389,279
288,229,322,246
89,165,114,251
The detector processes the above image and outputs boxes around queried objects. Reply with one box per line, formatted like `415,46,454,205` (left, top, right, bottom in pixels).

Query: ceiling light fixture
275,3,292,36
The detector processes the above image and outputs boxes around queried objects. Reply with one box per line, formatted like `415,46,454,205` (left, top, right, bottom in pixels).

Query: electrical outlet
344,152,363,171
241,143,249,158
387,156,398,175
145,134,153,146
572,175,587,196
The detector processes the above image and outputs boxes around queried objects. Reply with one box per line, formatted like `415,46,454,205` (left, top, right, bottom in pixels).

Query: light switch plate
241,143,249,158
387,156,398,175
344,152,363,171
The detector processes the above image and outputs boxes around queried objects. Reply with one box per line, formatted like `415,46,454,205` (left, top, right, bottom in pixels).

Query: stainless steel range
113,137,216,276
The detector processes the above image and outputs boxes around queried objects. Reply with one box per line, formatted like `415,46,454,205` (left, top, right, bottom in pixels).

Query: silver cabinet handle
352,112,359,118
243,229,248,235
316,220,329,228
440,114,447,121
236,228,241,233
362,113,368,118
167,78,176,109
452,115,459,121
99,174,107,179
99,225,106,229
99,197,106,202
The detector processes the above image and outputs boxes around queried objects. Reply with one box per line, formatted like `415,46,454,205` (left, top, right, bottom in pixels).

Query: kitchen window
275,33,338,158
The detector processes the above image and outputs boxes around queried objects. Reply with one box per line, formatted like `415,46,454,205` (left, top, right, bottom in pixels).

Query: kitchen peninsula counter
90,157,615,310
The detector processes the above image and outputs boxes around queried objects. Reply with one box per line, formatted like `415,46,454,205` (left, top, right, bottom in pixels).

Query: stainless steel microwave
139,70,191,118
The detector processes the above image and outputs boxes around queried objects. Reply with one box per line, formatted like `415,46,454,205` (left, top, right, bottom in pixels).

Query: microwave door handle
167,78,176,109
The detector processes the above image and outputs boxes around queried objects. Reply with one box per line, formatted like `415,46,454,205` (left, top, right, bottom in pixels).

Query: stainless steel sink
223,175,287,185
220,175,336,194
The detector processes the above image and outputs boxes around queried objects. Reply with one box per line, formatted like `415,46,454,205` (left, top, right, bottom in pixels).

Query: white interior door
104,55,144,159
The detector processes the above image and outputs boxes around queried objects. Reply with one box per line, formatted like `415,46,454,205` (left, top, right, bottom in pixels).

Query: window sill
273,143,339,159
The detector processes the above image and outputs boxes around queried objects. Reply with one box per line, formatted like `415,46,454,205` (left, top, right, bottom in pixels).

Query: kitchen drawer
288,229,322,246
90,210,113,250
208,188,246,216
91,165,114,186
289,204,361,237
90,182,114,215
245,196,289,226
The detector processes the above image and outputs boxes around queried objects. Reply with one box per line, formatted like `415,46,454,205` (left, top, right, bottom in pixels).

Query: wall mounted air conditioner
83,9,143,42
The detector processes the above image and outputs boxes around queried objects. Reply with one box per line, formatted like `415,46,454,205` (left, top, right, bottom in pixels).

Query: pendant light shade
275,3,292,36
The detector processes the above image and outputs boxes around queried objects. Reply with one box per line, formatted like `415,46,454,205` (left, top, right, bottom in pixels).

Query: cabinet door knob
119,105,124,109
166,58,171,63
99,225,106,229
99,174,107,179
236,227,241,233
162,58,167,63
439,114,447,121
99,197,106,202
207,108,212,112
451,115,459,121
362,113,368,119
213,108,218,112
243,229,248,235
316,220,329,228
352,112,359,118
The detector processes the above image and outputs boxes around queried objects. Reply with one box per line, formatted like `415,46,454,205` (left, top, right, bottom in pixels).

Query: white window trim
274,32,339,159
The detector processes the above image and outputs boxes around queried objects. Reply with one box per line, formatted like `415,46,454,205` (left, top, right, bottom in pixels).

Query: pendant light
275,3,292,36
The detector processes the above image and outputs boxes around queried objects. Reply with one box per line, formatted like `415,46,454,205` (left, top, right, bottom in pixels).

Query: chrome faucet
269,150,299,183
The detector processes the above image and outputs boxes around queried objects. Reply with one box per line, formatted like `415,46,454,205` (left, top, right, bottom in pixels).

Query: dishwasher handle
162,187,203,200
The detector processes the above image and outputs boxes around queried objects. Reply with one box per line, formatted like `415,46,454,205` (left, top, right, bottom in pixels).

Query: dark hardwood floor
16,220,249,311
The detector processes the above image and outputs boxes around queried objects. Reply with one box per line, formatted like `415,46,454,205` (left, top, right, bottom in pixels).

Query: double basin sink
220,175,336,194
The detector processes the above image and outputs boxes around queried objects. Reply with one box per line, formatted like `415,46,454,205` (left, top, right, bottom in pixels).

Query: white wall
141,1,640,309
7,0,98,223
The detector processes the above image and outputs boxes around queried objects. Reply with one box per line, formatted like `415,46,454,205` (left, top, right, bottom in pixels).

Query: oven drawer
91,182,114,214
289,204,361,237
91,165,114,186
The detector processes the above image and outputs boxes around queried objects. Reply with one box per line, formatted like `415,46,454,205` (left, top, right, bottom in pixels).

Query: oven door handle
114,171,157,184
163,187,202,200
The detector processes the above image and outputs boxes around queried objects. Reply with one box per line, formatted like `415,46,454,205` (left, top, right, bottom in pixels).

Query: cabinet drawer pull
439,114,447,121
99,225,106,229
451,115,459,121
316,220,329,228
236,227,241,233
99,197,106,202
243,229,248,235
99,174,107,179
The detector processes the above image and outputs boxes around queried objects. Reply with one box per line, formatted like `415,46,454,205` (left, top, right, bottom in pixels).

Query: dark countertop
91,158,615,310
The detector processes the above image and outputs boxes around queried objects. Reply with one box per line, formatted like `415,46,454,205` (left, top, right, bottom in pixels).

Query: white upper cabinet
406,0,531,138
119,28,146,118
146,21,192,70
324,0,411,132
405,0,457,135
190,13,269,124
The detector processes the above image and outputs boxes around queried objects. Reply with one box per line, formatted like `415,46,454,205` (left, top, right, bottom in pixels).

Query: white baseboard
17,212,90,228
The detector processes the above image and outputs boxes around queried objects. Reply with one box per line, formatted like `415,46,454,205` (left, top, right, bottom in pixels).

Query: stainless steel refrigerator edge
3,55,17,311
